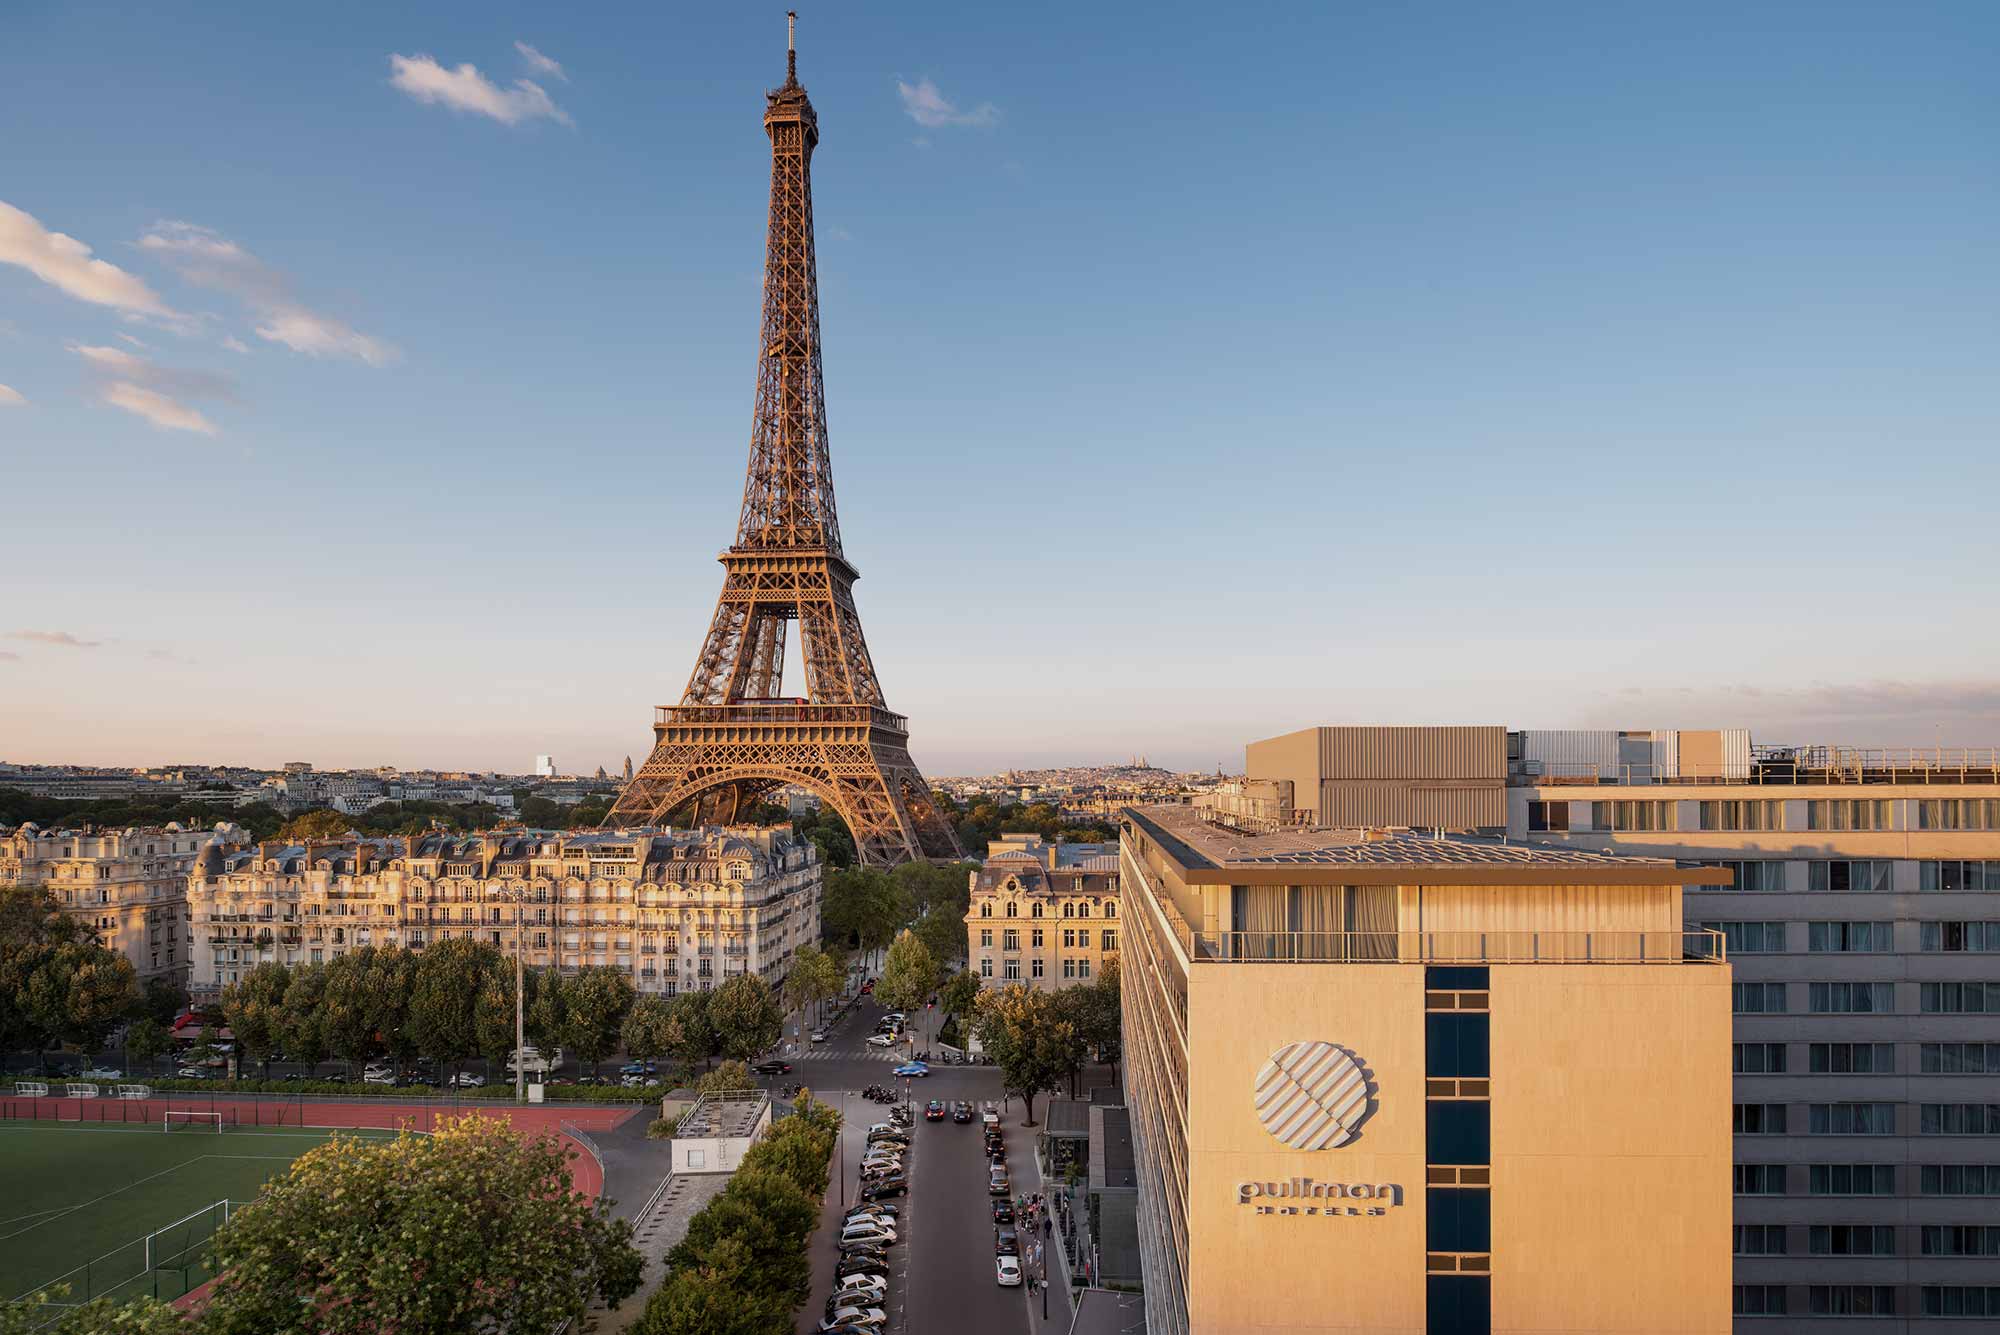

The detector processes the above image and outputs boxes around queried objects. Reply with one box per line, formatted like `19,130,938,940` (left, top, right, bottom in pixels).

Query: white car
362,1068,396,1085
175,1066,209,1079
831,1275,888,1302
810,1030,828,1043
865,1033,898,1048
80,1066,122,1080
839,1222,896,1246
996,1255,1022,1286
820,1307,886,1332
451,1071,485,1088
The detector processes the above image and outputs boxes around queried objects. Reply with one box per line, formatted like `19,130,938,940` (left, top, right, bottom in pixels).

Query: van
506,1046,562,1076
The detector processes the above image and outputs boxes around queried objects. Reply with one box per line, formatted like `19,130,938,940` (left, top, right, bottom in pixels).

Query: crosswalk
786,1047,913,1063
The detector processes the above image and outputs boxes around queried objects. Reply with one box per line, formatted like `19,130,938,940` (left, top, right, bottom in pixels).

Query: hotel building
1119,795,1733,1335
1251,726,2000,1329
189,826,820,996
965,833,1120,989
2,821,249,983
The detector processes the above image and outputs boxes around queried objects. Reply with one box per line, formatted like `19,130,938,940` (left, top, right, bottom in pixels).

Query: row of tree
635,1096,842,1335
970,959,1123,1125
202,943,791,1081
0,886,175,1066
4,1115,642,1335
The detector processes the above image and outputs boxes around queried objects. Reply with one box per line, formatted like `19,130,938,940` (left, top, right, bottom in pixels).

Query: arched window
1106,901,1117,917
1062,902,1073,918
1031,902,1043,919
980,903,992,918
1006,902,1017,918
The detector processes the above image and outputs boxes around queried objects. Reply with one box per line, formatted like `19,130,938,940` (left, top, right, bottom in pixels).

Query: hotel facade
1119,795,1734,1335
189,826,821,996
1249,726,2000,1329
965,833,1120,990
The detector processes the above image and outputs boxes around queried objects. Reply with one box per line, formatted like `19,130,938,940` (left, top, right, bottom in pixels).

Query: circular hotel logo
1254,1041,1371,1150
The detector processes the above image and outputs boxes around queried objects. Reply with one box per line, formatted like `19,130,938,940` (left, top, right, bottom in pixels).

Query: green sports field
0,1122,392,1308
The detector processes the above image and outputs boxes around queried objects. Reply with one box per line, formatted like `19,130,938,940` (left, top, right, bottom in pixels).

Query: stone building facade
965,834,1120,989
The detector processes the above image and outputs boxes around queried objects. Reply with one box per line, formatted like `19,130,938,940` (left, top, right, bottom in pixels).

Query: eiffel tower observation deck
607,14,962,867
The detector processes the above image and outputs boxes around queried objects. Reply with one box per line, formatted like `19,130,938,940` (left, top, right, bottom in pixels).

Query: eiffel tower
607,14,962,867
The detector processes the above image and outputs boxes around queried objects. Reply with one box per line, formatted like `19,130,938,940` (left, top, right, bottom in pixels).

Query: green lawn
0,1122,390,1307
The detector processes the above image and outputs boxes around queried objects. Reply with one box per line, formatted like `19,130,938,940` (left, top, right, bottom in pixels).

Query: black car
952,1101,974,1123
834,1258,890,1283
992,1201,1015,1226
750,1060,791,1075
845,1203,900,1220
860,1175,907,1200
995,1226,1019,1256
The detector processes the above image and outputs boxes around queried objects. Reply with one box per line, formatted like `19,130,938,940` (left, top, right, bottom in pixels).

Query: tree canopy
972,982,1083,1126
709,974,783,1061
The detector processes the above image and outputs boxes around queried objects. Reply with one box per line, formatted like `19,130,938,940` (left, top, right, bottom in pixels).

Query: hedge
1,1077,667,1103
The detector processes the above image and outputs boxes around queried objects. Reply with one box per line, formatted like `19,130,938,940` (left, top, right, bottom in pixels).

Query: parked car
865,1034,897,1048
859,1175,907,1200
924,1100,946,1121
838,1222,896,1247
810,1029,828,1043
891,1062,929,1078
362,1068,396,1085
618,1060,657,1076
981,1100,1000,1126
829,1274,888,1302
866,1128,909,1143
860,1155,904,1173
819,1308,886,1333
844,1204,899,1221
838,1243,890,1264
833,1257,890,1283
80,1066,122,1081
952,1100,974,1123
996,1255,1023,1287
751,1059,790,1075
451,1071,486,1088
995,1225,1019,1256
506,1046,562,1076
992,1201,1015,1226
989,1166,1011,1196
174,1066,211,1079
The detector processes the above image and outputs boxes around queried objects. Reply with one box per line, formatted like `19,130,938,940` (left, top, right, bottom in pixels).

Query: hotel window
1062,959,1075,979
1102,929,1116,952
1734,1164,1787,1195
1734,982,1788,1013
1810,981,1894,1013
1923,860,2000,892
1030,928,1043,949
1005,903,1017,918
1003,961,1020,980
1921,1103,2000,1135
1922,982,2000,1013
980,904,991,917
979,958,992,978
1002,930,1019,951
1808,921,1893,952
1807,860,1893,893
1918,799,2000,830
979,928,992,948
1921,1164,2000,1195
1922,921,2000,952
1705,921,1786,953
1922,1225,2000,1256
1078,959,1091,978
1809,1163,1894,1195
1104,902,1115,916
1062,929,1074,948
1734,1224,1787,1256
1592,799,1675,832
1062,902,1074,918
1922,1042,2000,1073
1030,959,1043,979
1808,1286,1895,1317
1811,1224,1896,1256
1733,1285,1787,1316
1734,1103,1788,1134
1811,1043,1895,1074
1700,800,1783,831
1526,800,1568,832
1734,1042,1788,1073
1031,902,1043,918
1809,1103,1896,1135
1807,800,1894,832
1922,1288,2000,1318
1077,929,1091,948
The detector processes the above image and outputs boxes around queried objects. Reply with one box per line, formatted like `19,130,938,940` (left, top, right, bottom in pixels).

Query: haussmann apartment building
965,833,1120,990
1244,724,2000,1331
1119,773,1735,1335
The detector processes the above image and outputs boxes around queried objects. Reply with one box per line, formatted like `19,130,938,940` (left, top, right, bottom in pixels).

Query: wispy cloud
7,630,102,648
390,53,571,126
896,77,999,129
0,651,20,663
70,342,231,436
514,41,567,82
139,221,396,367
221,335,250,354
0,383,23,407
0,199,176,317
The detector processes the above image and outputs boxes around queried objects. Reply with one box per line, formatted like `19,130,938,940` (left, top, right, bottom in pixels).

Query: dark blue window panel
1426,1013,1490,1078
1427,1100,1490,1166
1427,966,1489,990
1427,1274,1491,1334
1427,1188,1491,1253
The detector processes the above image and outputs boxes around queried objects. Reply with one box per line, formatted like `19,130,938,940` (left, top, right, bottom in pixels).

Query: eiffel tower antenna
606,14,962,866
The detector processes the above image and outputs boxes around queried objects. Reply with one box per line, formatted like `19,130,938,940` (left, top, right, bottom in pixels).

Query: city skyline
6,1,2000,774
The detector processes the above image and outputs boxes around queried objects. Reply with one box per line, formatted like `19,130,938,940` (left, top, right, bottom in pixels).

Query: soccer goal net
163,1111,224,1134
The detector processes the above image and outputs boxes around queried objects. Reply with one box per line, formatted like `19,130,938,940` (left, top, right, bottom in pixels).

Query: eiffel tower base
604,703,962,866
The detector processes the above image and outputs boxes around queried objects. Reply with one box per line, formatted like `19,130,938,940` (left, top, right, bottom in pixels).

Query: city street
795,994,1057,1335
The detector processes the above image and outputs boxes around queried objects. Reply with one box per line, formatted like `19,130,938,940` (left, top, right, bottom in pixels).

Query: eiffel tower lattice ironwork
607,15,962,867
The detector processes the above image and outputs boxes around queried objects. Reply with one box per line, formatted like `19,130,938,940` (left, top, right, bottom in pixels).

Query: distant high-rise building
534,755,555,778
624,755,634,782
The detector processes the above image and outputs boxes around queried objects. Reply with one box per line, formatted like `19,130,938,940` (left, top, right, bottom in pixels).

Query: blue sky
3,1,1997,775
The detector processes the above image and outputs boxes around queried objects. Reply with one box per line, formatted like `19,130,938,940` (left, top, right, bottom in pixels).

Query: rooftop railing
1522,746,2000,787
655,702,908,731
1193,929,1726,965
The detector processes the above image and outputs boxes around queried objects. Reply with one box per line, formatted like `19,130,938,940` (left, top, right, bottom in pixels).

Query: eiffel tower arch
607,15,962,867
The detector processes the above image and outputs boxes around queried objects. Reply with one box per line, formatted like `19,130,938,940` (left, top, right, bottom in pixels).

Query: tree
124,1016,170,1073
634,1237,787,1335
142,974,188,1026
662,989,717,1073
694,1059,755,1096
820,867,911,965
564,965,637,1075
220,962,290,1077
0,1293,187,1335
527,968,571,1053
780,945,841,1033
276,809,354,841
319,950,386,1075
474,965,536,1070
409,938,496,1074
622,993,675,1070
665,1168,817,1301
278,961,331,1075
0,888,141,1065
911,906,965,972
972,983,1081,1127
201,1115,640,1335
708,974,783,1061
938,968,981,1031
186,1023,224,1070
874,929,937,1020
